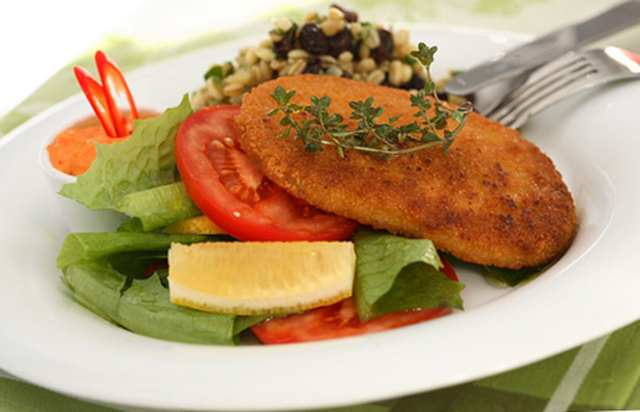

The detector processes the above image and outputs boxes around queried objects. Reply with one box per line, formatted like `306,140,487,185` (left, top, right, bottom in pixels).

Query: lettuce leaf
56,232,208,269
62,260,245,345
446,252,546,287
353,230,464,321
484,264,548,287
57,230,465,344
117,182,202,231
59,95,198,230
57,232,258,345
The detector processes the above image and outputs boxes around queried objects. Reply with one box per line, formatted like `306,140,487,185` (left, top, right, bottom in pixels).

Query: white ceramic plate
1,27,639,411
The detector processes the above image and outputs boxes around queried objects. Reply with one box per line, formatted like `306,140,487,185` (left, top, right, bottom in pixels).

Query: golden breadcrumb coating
235,74,577,269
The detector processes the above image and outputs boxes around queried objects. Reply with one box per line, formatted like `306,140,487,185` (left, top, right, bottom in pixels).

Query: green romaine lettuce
117,182,201,231
446,252,545,287
57,232,264,345
62,260,249,345
484,264,548,287
59,95,199,230
57,232,207,269
353,230,464,321
57,230,465,344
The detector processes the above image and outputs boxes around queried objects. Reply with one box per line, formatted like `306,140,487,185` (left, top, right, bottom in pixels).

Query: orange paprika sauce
47,111,157,177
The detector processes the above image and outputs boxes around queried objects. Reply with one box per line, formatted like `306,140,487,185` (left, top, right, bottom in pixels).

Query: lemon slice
163,215,226,235
168,241,355,316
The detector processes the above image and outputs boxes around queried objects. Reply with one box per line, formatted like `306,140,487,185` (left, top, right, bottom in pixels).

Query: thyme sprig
267,42,473,160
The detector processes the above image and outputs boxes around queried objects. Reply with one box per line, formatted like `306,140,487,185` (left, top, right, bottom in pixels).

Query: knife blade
443,0,640,96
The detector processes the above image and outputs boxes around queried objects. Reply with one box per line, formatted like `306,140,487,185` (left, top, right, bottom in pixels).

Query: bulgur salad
191,4,431,109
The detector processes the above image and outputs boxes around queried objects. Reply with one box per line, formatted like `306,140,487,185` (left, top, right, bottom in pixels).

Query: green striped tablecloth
1,1,639,411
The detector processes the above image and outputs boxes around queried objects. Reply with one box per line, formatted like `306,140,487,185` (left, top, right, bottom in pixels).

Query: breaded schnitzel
235,74,577,269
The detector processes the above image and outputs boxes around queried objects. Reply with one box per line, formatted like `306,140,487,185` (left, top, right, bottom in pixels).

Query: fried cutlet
235,74,577,269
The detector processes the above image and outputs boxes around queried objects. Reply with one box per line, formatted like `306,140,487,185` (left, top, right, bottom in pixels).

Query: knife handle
444,0,640,95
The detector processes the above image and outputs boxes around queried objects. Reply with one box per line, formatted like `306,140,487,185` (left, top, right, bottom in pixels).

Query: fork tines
481,46,640,129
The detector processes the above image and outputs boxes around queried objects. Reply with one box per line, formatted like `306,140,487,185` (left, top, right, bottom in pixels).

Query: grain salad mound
191,4,430,109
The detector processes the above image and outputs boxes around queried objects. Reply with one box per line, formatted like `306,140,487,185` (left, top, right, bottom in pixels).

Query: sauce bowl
38,132,129,233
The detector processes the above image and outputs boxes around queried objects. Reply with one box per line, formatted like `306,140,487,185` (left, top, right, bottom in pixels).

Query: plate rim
0,25,639,411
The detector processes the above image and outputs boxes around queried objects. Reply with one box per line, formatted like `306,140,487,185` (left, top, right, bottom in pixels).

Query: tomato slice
251,255,459,344
175,105,358,241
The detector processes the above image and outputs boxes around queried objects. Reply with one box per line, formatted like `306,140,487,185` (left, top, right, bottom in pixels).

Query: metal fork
480,46,640,129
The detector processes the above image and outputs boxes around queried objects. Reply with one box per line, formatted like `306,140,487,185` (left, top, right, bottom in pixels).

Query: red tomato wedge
251,255,459,344
174,105,358,241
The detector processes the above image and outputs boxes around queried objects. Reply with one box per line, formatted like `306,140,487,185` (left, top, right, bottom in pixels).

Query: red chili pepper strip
144,263,169,278
73,66,118,137
95,50,139,136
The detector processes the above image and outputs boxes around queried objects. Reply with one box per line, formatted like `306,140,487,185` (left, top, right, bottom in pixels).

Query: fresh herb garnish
267,42,473,160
